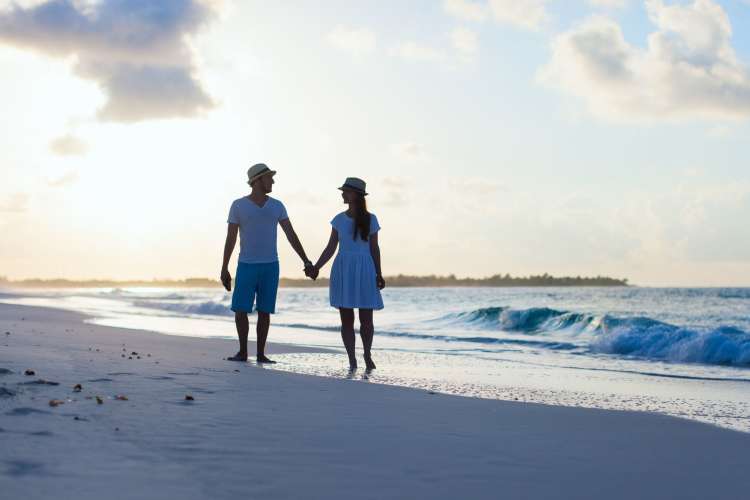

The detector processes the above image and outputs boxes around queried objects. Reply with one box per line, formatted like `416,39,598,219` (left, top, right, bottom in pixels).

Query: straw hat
338,177,368,196
247,163,276,185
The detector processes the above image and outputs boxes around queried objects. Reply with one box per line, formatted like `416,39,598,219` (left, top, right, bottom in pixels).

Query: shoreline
1,302,749,499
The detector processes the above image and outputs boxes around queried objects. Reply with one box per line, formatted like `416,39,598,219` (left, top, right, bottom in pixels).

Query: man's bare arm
279,218,311,266
220,223,239,291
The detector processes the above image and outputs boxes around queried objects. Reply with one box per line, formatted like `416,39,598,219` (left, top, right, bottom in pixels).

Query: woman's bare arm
314,228,339,272
369,233,385,289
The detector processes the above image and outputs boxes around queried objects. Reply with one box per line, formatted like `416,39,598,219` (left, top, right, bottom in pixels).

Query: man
221,163,314,363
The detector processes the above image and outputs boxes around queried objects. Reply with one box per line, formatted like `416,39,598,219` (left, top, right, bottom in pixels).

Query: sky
1,0,750,286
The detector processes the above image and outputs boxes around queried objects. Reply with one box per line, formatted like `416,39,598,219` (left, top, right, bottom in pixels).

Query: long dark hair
352,193,371,241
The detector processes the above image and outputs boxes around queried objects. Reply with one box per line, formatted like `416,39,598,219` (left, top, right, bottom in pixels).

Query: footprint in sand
27,430,54,437
3,460,45,477
186,387,215,394
19,380,60,386
5,407,51,416
0,387,17,398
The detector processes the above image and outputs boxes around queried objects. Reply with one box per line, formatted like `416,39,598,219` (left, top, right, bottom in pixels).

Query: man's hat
247,163,276,185
338,177,368,196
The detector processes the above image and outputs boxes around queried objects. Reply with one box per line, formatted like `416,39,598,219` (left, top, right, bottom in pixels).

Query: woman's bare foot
256,355,276,364
364,356,376,370
226,352,248,362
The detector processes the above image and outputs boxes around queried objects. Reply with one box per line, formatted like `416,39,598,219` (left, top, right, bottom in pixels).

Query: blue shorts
231,261,280,314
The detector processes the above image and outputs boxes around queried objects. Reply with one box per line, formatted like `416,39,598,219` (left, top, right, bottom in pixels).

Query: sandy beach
1,302,748,500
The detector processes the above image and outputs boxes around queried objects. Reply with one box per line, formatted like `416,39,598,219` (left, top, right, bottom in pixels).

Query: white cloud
47,170,79,187
390,42,446,63
390,142,427,160
538,0,750,122
443,0,488,22
0,0,217,122
49,134,87,156
588,0,629,8
450,27,479,58
488,0,549,31
326,25,377,56
0,193,30,213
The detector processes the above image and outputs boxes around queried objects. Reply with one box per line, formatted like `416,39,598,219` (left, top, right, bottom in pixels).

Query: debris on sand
96,396,103,404
185,395,195,401
73,384,82,392
49,399,65,407
24,369,35,376
115,395,128,401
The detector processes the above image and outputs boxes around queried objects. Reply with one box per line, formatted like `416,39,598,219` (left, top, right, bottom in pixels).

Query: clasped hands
304,262,319,280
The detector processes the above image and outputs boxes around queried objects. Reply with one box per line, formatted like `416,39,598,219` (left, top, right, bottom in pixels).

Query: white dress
329,212,384,310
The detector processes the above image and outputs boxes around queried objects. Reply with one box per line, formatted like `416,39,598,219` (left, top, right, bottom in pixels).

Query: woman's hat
338,177,368,195
247,163,276,185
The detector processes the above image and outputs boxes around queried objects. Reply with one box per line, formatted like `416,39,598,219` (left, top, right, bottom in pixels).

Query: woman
311,177,385,371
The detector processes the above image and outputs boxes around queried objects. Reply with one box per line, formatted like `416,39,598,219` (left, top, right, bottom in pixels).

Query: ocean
2,286,749,432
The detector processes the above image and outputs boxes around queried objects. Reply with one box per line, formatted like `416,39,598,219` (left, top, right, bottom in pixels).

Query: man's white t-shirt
227,197,288,264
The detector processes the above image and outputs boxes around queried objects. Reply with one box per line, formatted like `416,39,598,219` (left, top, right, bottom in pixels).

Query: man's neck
249,189,268,202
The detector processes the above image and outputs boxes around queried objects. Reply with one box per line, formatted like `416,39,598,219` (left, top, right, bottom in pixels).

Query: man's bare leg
227,311,249,361
358,308,375,370
256,311,275,363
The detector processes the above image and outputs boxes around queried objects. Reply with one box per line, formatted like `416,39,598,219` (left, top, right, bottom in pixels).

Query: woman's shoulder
330,211,348,225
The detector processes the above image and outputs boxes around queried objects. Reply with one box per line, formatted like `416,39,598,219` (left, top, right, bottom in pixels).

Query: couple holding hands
220,163,385,371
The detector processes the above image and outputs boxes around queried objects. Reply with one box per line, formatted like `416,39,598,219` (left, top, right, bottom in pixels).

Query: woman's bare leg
358,308,375,370
339,308,357,369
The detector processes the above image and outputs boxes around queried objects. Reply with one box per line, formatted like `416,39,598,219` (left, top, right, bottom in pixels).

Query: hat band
251,167,270,178
342,183,366,193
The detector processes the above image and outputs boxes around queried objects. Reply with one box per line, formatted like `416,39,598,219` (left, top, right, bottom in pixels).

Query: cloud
390,41,446,63
390,142,427,161
0,193,30,212
327,25,377,56
443,0,488,22
588,0,629,7
444,0,548,31
49,133,87,156
488,0,549,31
538,0,750,122
0,0,217,122
47,170,79,187
450,27,479,59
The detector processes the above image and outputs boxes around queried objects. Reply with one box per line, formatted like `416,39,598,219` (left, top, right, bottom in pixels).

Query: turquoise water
3,286,750,432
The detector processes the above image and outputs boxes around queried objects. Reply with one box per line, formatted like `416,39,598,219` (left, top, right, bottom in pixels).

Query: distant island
0,274,628,288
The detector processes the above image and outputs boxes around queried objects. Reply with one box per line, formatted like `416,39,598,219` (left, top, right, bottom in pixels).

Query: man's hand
376,275,385,290
304,264,319,280
221,268,232,291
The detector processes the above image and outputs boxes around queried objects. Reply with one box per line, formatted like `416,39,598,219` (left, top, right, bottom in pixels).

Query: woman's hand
376,275,385,290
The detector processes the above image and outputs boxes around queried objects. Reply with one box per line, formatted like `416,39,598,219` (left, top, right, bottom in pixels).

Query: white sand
1,303,748,500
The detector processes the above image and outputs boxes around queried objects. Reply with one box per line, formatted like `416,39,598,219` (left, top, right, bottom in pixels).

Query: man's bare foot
256,355,276,364
226,352,248,362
